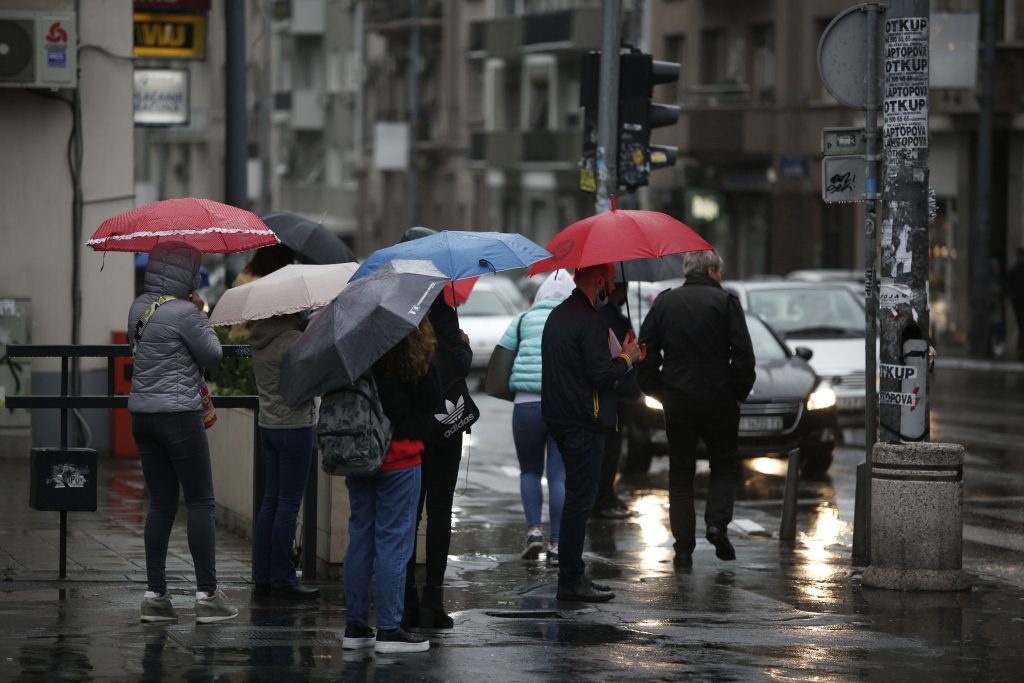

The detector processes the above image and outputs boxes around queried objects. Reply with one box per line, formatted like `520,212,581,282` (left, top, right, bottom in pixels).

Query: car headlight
643,394,664,411
806,382,837,411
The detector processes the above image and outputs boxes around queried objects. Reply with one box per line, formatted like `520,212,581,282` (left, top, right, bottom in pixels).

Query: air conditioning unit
0,10,77,89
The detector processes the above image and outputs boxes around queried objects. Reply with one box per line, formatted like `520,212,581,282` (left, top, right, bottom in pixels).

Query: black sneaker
342,623,376,650
374,627,430,653
706,528,736,561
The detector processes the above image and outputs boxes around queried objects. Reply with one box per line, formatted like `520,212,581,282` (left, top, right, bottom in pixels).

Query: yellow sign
133,13,206,59
580,169,596,193
632,148,644,165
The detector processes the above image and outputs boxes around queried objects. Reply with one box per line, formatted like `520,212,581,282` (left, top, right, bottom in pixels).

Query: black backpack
317,372,392,476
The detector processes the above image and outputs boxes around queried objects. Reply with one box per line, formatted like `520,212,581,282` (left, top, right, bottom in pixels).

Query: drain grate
166,627,340,649
485,610,565,619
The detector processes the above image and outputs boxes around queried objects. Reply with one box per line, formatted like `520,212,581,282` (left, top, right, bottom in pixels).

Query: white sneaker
195,588,239,624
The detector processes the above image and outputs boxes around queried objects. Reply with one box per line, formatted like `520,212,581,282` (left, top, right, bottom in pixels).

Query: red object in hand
639,343,647,361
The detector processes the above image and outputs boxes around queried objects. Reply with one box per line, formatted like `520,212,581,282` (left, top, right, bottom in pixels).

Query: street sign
822,127,868,156
818,4,884,109
822,155,869,203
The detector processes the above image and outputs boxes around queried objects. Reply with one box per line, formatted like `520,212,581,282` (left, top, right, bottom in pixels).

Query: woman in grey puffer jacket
128,241,237,624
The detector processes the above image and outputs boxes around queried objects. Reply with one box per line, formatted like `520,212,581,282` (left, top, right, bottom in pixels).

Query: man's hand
622,331,641,364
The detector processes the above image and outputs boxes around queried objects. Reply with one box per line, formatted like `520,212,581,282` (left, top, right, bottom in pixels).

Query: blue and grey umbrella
351,230,551,283
261,211,356,265
278,259,448,406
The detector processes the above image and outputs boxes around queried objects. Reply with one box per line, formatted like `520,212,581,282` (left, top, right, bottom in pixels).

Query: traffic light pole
595,0,622,214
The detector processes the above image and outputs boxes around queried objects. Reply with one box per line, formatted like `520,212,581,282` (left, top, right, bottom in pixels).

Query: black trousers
548,424,604,587
662,394,740,556
406,435,463,589
595,419,623,511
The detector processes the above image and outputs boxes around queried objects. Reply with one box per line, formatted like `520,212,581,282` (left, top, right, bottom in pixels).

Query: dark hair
243,244,294,278
379,317,437,382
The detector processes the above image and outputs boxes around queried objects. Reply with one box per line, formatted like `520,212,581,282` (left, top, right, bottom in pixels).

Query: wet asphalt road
1,365,1022,681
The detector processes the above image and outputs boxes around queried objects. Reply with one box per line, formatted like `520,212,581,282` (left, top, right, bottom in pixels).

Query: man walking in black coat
542,264,640,601
637,250,755,567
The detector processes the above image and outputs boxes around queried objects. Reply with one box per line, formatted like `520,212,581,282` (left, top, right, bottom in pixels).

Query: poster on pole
883,17,929,150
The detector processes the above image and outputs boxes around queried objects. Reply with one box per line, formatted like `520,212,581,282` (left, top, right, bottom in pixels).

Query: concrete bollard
861,442,972,591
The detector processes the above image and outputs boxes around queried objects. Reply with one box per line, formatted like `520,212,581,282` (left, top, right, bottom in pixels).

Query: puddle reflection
793,502,850,605
630,493,671,570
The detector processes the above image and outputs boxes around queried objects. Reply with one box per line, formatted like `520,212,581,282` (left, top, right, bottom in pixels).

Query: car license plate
837,396,866,410
739,416,783,432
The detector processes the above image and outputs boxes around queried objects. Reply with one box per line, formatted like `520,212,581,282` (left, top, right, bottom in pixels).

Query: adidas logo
435,396,466,425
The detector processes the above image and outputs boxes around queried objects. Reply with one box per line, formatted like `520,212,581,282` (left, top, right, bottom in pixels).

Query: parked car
723,280,869,427
458,278,525,372
787,269,864,302
623,314,838,476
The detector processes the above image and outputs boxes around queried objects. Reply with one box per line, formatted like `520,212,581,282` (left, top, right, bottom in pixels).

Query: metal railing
4,344,318,583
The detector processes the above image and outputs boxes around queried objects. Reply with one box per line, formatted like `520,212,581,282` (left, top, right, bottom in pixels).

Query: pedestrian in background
542,264,640,602
249,310,320,601
342,317,440,654
227,244,294,341
592,279,639,520
637,250,755,568
399,227,473,630
129,241,237,624
498,269,575,565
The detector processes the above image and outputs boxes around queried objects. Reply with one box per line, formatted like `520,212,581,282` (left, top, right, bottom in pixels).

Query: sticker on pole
879,279,912,308
883,17,929,150
879,390,919,407
879,363,918,380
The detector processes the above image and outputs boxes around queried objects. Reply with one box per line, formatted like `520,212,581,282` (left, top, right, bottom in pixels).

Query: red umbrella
443,276,478,306
528,196,712,275
87,198,280,254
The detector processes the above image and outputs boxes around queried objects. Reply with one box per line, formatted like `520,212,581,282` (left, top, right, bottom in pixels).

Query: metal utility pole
878,0,931,443
225,0,248,209
595,0,622,214
855,2,881,565
407,0,422,228
259,0,272,214
969,0,998,357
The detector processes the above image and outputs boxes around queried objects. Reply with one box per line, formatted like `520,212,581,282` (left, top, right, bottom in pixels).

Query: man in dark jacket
637,250,755,567
542,264,640,601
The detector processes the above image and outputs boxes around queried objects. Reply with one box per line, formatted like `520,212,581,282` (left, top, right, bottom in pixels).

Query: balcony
683,84,751,109
521,130,579,167
366,0,443,35
469,131,521,170
521,8,601,53
467,17,522,61
469,129,580,169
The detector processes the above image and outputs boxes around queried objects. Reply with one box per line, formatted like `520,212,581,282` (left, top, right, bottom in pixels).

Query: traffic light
617,51,680,190
578,51,681,193
579,51,601,193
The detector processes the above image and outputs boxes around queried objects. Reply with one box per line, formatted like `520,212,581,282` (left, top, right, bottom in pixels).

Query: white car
724,280,871,427
458,279,525,372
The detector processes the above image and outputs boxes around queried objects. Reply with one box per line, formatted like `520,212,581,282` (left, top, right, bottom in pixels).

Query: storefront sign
134,69,189,126
133,13,206,58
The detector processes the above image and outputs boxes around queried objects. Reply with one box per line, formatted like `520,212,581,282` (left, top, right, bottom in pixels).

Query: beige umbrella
210,262,359,326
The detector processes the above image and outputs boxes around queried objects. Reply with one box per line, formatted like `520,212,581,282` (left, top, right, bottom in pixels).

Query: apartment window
751,23,775,104
700,29,744,85
1004,0,1024,40
528,77,550,130
662,34,686,102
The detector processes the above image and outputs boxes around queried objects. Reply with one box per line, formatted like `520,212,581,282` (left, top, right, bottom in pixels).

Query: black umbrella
614,253,684,283
278,259,448,406
261,211,356,265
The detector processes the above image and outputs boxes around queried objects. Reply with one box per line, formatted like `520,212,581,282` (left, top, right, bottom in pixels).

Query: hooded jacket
248,315,315,429
497,296,561,394
127,242,223,413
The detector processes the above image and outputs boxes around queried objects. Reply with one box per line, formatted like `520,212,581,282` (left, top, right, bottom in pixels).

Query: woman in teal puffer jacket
496,270,575,564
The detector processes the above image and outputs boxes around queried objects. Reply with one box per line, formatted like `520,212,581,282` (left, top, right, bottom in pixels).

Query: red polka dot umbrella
87,198,280,254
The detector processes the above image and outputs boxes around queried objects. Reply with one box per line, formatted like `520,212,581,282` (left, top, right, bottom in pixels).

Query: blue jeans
344,465,422,631
254,427,315,588
132,411,216,594
512,401,565,543
547,424,604,587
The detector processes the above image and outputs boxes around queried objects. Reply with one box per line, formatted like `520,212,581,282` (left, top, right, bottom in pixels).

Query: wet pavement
1,365,1023,681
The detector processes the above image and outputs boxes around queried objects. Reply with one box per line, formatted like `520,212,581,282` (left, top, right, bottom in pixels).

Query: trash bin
29,447,98,512
861,442,971,591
